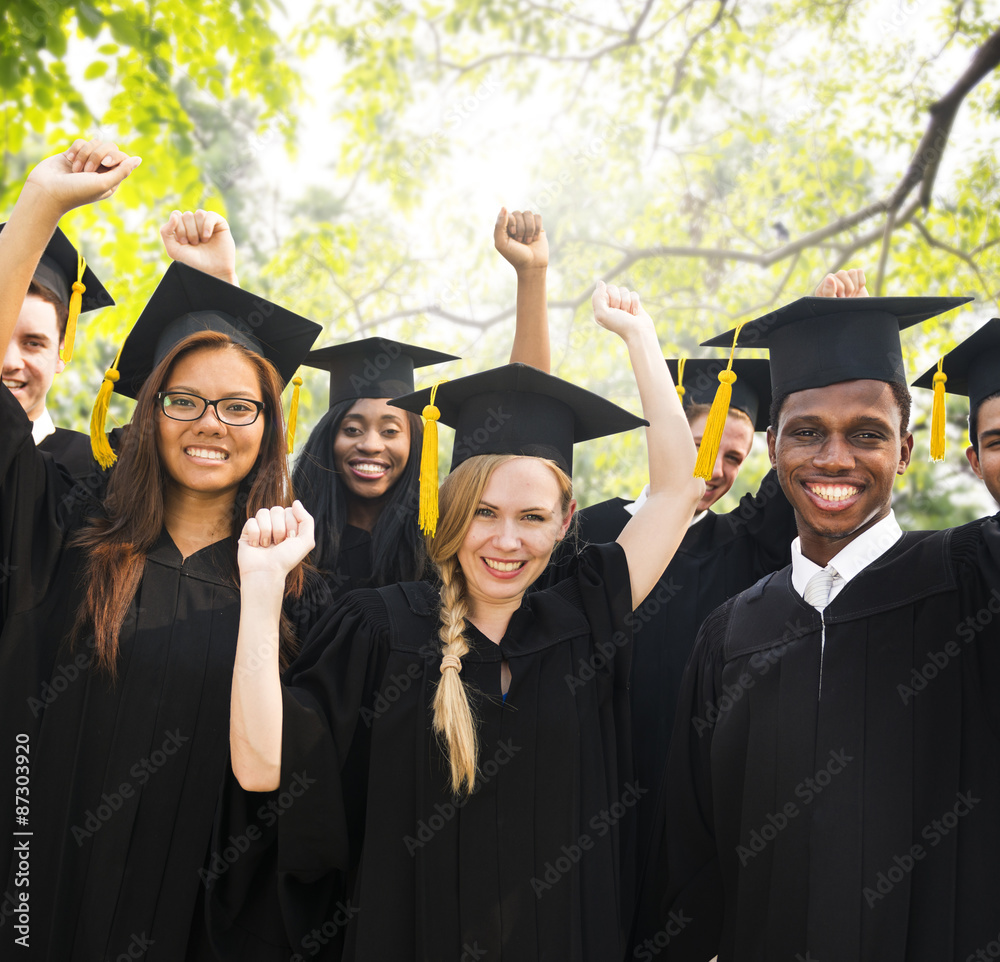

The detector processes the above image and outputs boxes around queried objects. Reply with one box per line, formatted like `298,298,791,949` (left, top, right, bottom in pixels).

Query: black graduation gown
569,471,795,914
655,520,1000,961
288,525,375,639
211,542,638,961
37,425,97,480
0,383,241,961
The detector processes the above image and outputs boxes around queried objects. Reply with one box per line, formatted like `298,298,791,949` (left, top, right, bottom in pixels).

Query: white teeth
2,380,25,389
808,484,859,502
351,462,387,475
186,447,228,461
484,559,525,572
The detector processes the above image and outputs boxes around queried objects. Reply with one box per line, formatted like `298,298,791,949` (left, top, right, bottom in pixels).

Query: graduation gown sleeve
37,426,99,480
1,383,259,961
206,590,389,960
649,522,1000,962
211,542,637,962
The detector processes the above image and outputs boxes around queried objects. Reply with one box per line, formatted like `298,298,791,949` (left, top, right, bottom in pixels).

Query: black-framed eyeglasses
156,392,266,426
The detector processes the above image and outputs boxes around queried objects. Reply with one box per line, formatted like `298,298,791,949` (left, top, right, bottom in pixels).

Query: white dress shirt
790,510,903,607
623,484,708,527
31,407,56,445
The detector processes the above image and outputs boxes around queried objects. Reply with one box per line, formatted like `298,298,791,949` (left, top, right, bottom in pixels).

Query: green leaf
84,61,109,80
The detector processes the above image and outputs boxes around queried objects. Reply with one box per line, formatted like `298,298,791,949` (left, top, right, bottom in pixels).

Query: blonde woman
216,282,704,960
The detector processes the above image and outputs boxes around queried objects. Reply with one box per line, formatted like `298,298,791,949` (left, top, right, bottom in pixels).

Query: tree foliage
4,0,1000,520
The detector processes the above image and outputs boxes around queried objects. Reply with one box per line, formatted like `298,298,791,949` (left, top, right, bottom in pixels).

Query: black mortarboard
911,317,1000,460
668,357,771,431
2,223,115,363
390,362,647,476
91,262,322,468
113,262,322,400
701,296,972,396
912,318,1000,412
306,337,459,407
11,225,114,312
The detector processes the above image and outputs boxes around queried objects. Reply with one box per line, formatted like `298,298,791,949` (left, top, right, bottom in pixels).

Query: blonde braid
432,556,479,794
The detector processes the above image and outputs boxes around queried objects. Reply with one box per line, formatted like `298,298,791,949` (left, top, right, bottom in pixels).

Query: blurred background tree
2,0,998,522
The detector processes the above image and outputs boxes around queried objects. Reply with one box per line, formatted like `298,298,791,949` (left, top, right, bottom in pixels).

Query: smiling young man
912,316,1000,507
645,293,1000,962
1,225,114,477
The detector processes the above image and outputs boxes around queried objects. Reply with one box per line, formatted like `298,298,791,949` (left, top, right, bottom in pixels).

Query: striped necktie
804,565,838,610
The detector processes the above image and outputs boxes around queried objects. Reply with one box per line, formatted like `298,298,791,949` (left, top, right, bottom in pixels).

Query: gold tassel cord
62,252,86,363
676,357,686,404
418,380,446,537
285,375,303,455
90,344,124,470
930,358,947,462
693,323,746,480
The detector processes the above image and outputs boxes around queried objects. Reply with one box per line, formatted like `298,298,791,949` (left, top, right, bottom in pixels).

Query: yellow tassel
419,380,446,537
90,344,123,470
285,375,303,455
693,323,746,480
930,358,947,462
676,357,686,403
61,253,86,363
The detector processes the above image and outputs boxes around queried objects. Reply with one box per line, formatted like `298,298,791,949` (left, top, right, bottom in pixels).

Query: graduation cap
1,223,114,363
701,296,972,394
390,362,648,535
91,262,322,467
912,317,1000,460
305,337,459,407
695,295,971,479
668,357,771,432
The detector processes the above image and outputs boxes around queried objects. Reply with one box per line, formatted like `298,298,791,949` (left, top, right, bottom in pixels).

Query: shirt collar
623,485,648,516
791,510,903,598
623,484,709,528
31,407,56,445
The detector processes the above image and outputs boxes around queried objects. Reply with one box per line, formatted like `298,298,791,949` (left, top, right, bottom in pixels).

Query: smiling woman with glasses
0,142,322,961
157,390,266,425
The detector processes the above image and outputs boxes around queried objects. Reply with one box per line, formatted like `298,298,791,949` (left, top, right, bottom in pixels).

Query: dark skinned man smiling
638,294,1000,962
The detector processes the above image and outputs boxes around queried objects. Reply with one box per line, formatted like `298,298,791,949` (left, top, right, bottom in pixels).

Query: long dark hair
72,331,305,675
292,397,425,586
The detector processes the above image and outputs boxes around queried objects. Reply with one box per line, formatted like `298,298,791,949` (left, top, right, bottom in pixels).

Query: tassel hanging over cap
285,374,303,455
61,252,87,364
90,343,124,470
930,357,947,462
419,380,446,537
693,323,746,480
675,356,687,404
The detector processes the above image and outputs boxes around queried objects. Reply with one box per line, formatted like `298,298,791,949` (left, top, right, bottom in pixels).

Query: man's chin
697,488,726,513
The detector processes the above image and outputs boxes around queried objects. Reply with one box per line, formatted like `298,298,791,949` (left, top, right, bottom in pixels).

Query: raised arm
230,502,315,791
814,267,867,297
0,139,140,358
497,207,550,372
592,280,704,606
160,209,238,286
